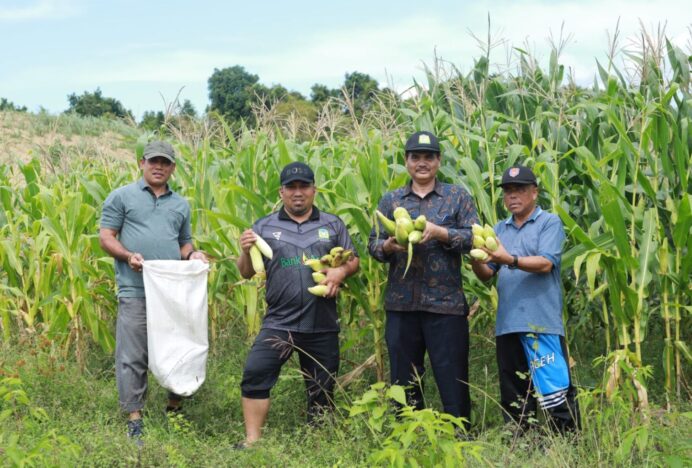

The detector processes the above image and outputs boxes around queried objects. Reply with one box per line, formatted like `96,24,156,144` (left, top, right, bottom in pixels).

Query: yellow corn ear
312,272,327,283
393,206,410,220
472,223,484,237
413,215,427,231
320,254,333,265
305,259,324,272
308,285,329,297
252,232,273,259
408,230,423,244
473,235,485,248
398,217,414,235
483,224,496,239
485,237,498,251
330,254,343,267
249,245,266,278
395,220,410,245
376,210,397,236
340,249,353,263
470,249,488,261
330,246,344,257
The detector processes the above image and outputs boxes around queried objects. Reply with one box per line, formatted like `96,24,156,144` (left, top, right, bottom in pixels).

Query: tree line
1,65,393,131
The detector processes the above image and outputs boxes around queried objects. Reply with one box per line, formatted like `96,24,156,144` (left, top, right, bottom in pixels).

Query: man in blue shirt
472,166,579,434
369,131,478,430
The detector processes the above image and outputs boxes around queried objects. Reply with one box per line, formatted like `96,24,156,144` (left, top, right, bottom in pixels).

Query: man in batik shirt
369,131,478,430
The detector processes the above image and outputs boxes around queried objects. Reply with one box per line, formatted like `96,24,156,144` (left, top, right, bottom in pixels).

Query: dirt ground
0,111,136,167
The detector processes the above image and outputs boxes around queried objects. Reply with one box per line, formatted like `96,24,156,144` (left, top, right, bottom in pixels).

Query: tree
309,72,381,117
0,98,27,112
342,71,379,117
179,99,197,118
139,111,165,131
207,65,260,122
310,84,340,105
66,88,132,119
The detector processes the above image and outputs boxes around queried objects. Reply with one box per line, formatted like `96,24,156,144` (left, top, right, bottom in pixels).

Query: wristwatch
508,255,519,269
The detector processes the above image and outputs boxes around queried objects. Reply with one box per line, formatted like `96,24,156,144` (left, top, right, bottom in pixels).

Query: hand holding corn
306,247,355,297
376,207,428,278
239,229,273,279
468,223,511,265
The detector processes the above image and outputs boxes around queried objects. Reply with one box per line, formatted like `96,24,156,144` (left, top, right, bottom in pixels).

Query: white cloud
0,0,79,21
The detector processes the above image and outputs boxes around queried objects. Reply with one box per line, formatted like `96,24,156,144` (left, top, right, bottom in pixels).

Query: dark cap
499,166,537,187
405,131,440,153
143,141,176,163
280,162,314,185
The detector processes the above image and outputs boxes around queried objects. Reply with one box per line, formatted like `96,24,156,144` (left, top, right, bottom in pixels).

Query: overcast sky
1,0,689,118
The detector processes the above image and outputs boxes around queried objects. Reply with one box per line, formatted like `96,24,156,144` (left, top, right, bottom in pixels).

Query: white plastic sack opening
143,259,210,396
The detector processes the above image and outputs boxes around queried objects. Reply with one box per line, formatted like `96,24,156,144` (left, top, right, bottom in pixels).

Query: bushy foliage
0,97,27,112
66,88,133,120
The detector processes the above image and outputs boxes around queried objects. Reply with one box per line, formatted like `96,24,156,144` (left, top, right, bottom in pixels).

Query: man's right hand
239,229,258,255
128,253,144,272
382,236,407,254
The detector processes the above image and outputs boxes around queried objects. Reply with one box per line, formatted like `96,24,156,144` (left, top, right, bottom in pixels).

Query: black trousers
496,333,580,433
241,328,339,422
385,310,470,425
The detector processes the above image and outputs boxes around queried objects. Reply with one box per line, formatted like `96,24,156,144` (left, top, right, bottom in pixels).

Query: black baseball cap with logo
499,166,538,187
405,131,440,153
280,162,315,185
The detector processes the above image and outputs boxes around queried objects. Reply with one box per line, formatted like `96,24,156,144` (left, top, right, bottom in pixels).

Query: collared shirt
489,207,565,336
368,180,478,315
253,206,357,333
100,178,192,298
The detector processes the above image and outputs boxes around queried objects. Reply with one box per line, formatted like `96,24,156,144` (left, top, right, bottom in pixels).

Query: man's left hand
480,238,512,265
189,251,209,263
421,221,447,243
321,266,347,298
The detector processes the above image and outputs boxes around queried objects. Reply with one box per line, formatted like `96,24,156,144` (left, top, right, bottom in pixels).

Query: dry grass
0,111,136,167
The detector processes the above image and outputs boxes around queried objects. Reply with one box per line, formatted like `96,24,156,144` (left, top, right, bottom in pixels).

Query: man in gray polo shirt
99,141,208,441
472,166,579,435
235,161,359,448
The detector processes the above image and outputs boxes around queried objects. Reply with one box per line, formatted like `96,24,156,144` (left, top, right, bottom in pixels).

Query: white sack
142,259,210,396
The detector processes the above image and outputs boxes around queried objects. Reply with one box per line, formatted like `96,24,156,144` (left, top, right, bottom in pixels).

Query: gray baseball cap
143,141,176,163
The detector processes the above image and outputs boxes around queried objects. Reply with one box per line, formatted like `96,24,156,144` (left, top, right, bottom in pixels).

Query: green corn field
0,34,690,466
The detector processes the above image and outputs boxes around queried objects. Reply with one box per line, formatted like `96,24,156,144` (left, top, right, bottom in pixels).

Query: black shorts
240,328,339,403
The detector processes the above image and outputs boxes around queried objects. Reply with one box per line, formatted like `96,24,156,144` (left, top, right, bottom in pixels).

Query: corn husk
393,206,410,220
376,210,396,236
252,232,273,259
470,249,488,261
485,237,498,251
408,230,423,244
312,272,326,283
472,223,484,237
249,245,266,278
305,259,325,272
308,285,329,297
